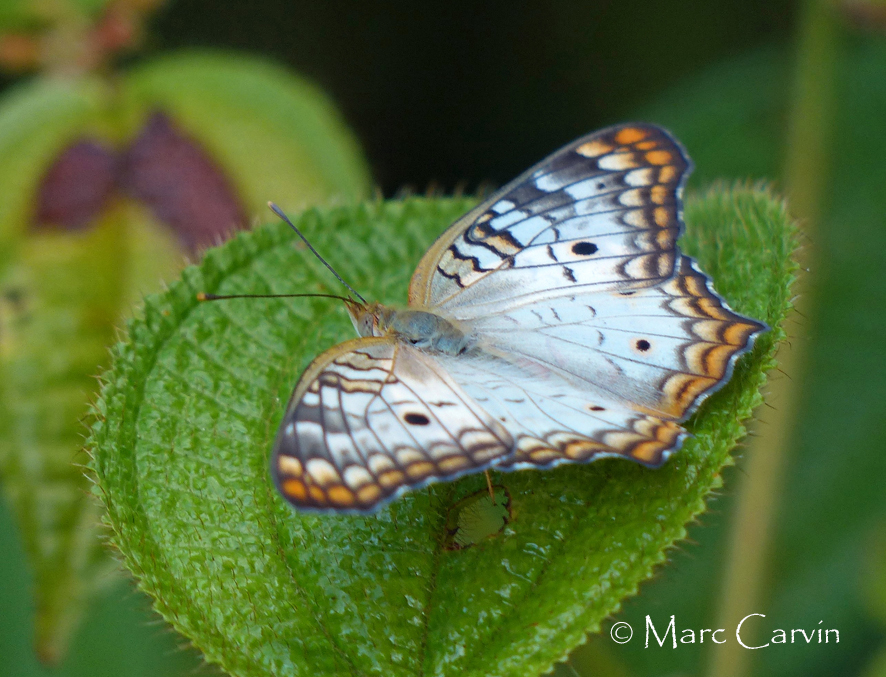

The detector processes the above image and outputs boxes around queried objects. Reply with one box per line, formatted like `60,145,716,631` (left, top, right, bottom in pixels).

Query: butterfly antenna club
268,202,367,304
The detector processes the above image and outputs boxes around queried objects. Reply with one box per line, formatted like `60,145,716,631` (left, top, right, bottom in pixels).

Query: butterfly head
345,299,387,338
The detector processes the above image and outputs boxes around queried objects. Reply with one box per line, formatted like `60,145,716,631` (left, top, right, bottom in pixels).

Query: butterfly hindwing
436,350,686,469
409,123,692,311
462,255,767,421
272,337,513,512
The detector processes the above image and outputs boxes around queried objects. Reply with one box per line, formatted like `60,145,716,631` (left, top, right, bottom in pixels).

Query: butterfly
270,123,767,513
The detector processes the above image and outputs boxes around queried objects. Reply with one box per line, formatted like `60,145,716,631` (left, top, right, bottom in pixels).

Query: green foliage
0,212,164,664
0,0,135,31
118,51,371,213
0,499,213,677
0,51,370,663
0,77,107,269
595,39,886,677
88,188,796,677
0,0,46,30
856,525,886,677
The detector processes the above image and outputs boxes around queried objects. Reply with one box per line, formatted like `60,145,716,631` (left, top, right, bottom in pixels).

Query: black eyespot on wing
636,339,651,352
572,241,598,256
589,405,606,411
404,412,430,426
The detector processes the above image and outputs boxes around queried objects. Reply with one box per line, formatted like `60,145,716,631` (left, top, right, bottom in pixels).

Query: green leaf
0,204,184,663
0,51,372,664
0,0,133,32
862,649,886,677
118,51,372,215
608,39,886,677
0,75,190,665
0,0,48,31
0,76,109,270
88,187,796,677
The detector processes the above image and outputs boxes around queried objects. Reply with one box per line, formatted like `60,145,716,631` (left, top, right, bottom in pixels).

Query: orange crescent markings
682,272,708,298
645,150,674,165
724,321,758,346
630,420,682,463
438,455,471,472
527,448,560,464
659,165,679,183
654,207,674,229
703,343,739,377
406,461,435,479
674,374,719,414
696,297,732,321
328,485,355,507
357,484,382,505
282,479,308,502
378,469,405,489
650,184,670,205
615,127,648,145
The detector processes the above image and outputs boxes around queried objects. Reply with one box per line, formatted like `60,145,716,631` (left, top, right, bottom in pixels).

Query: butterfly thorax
347,301,471,356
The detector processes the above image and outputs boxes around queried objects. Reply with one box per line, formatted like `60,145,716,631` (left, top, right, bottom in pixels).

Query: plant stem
707,1,836,676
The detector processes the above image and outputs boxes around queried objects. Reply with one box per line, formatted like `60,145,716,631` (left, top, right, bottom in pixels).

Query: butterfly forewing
408,124,692,310
272,337,513,512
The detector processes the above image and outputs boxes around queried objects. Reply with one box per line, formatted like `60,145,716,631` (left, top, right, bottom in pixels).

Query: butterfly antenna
268,202,367,304
197,292,354,303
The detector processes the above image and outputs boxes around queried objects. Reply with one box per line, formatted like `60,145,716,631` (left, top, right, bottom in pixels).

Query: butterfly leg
484,469,496,506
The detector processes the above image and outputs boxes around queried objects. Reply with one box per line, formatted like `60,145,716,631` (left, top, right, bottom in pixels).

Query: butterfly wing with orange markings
271,332,696,513
272,123,767,513
434,348,689,471
408,123,692,312
271,337,513,512
405,123,765,471
461,255,766,428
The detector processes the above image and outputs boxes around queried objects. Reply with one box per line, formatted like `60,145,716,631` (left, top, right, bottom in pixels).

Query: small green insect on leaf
445,487,511,550
88,186,798,677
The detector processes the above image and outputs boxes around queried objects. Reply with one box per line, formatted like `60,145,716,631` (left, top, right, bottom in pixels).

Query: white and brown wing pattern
467,255,767,424
408,123,692,312
272,338,513,512
267,123,768,513
436,350,687,471
452,255,767,469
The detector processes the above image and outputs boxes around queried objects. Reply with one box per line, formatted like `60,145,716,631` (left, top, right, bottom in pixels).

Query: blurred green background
1,1,885,676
